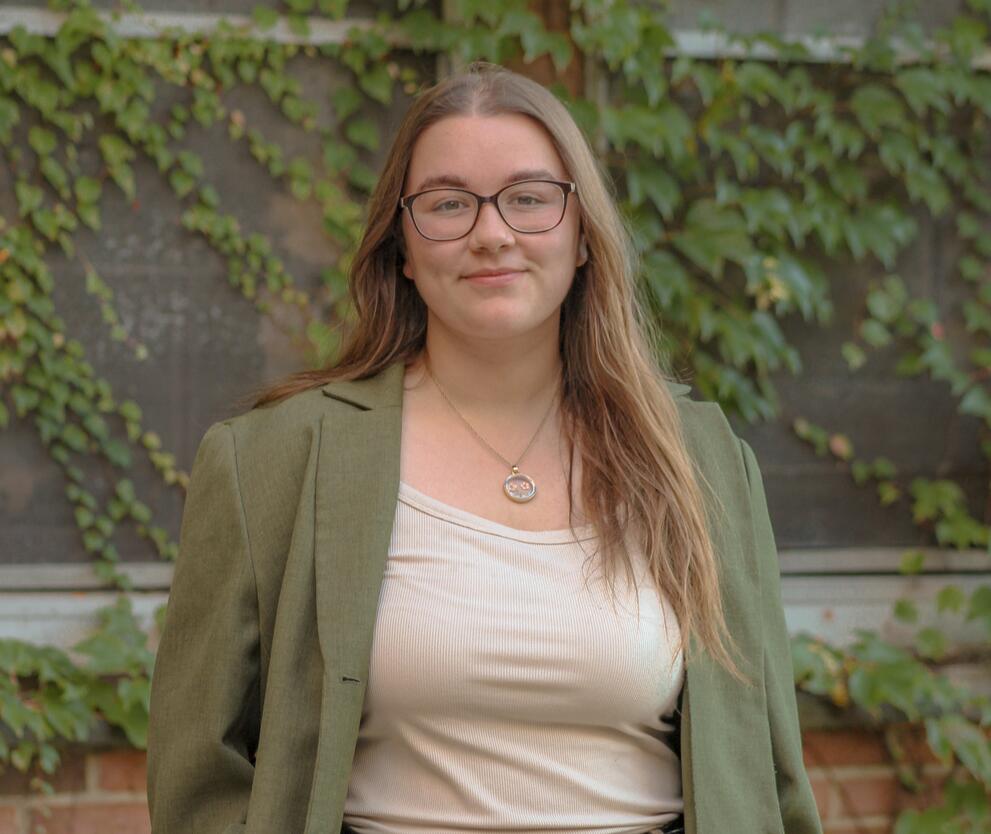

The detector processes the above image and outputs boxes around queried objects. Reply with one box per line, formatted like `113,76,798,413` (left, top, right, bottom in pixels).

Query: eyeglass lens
411,181,566,240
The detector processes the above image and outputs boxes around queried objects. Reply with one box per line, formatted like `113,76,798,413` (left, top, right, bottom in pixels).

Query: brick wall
804,725,950,834
0,727,947,834
0,749,149,834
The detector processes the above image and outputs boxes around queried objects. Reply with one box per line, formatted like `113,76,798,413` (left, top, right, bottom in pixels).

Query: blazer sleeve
147,421,260,834
738,437,824,834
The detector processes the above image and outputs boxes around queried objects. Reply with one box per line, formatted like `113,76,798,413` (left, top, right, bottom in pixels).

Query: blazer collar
319,361,406,410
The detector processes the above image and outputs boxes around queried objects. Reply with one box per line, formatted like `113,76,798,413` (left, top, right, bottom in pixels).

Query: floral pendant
504,465,537,503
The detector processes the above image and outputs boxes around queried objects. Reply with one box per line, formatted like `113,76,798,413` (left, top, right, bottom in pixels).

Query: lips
462,267,526,279
461,269,525,287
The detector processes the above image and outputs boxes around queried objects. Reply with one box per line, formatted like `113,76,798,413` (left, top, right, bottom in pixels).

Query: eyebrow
412,168,560,193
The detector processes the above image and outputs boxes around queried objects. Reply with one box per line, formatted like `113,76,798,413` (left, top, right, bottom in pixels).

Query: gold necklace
424,361,559,504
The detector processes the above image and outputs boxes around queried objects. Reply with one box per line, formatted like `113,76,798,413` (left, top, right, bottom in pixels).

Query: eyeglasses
398,179,577,241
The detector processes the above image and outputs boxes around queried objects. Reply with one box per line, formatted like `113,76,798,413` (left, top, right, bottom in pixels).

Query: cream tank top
342,481,685,834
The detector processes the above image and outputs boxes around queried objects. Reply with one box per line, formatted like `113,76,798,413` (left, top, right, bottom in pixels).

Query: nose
468,200,515,250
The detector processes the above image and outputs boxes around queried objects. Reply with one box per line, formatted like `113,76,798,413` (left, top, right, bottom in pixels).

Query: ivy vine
0,0,989,830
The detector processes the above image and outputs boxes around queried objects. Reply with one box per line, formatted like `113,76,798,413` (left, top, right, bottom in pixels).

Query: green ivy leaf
914,626,946,660
115,479,136,504
626,162,681,220
323,138,358,174
841,341,866,371
345,161,376,194
61,423,88,453
131,501,152,524
28,126,57,157
177,151,204,178
859,318,891,347
98,134,135,168
357,63,394,105
850,84,906,137
74,507,94,529
0,95,20,142
251,5,280,30
318,0,348,18
937,585,965,614
169,169,196,198
899,550,925,575
15,181,44,216
873,458,897,479
894,67,949,116
932,714,991,785
673,200,753,279
287,14,311,38
935,512,988,550
74,176,102,205
866,275,907,322
108,164,136,201
966,586,991,627
344,117,379,151
331,85,362,122
893,597,918,623
963,299,991,335
959,385,991,422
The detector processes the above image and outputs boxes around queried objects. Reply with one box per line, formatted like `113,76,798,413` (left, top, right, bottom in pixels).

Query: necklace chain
424,359,559,473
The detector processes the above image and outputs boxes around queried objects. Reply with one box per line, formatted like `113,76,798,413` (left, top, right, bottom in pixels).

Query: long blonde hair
250,61,749,685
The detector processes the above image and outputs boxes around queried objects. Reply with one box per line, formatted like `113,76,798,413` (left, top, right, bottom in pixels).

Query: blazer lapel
303,363,404,834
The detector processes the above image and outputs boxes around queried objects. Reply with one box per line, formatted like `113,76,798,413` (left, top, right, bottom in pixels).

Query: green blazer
147,360,823,834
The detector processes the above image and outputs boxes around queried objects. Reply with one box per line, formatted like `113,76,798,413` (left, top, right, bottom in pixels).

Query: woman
147,62,823,834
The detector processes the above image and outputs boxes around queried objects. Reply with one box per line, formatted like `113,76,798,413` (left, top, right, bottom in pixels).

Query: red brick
28,802,150,834
0,806,20,834
823,823,893,834
0,752,85,796
809,774,836,821
803,729,889,768
890,723,944,767
834,771,900,818
93,750,147,794
894,768,951,812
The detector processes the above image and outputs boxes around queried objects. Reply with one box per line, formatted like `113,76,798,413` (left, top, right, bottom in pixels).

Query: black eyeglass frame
398,179,577,241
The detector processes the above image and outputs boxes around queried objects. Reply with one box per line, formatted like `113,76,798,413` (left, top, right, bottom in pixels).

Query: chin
462,313,555,343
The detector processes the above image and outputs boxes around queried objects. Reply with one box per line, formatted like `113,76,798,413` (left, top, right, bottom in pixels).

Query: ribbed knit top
342,481,685,834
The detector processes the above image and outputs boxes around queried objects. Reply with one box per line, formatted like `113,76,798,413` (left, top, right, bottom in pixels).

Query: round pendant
504,471,537,503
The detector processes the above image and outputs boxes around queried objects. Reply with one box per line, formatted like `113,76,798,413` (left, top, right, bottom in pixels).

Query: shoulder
666,379,738,454
199,363,404,487
219,361,404,454
666,380,754,510
223,385,329,450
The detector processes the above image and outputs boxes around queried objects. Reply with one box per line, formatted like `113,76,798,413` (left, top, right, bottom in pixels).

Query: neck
415,320,563,415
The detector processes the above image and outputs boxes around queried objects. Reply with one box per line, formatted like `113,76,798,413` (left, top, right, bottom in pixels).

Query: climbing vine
0,0,989,829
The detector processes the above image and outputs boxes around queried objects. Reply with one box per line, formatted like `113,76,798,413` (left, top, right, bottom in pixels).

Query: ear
576,235,588,268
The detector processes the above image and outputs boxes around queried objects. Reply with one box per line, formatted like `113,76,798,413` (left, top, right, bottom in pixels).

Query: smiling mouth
463,268,526,278
462,270,525,286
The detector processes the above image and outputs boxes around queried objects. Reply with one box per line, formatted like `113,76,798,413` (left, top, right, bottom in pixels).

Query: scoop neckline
397,480,598,545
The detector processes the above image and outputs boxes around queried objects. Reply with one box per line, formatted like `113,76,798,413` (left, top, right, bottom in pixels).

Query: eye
416,190,472,214
510,193,545,205
501,181,558,208
426,196,470,212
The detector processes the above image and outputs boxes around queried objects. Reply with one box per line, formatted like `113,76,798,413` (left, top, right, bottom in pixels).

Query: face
400,113,586,347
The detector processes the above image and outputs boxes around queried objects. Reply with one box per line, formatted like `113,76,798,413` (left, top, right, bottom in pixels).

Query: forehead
405,113,567,192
